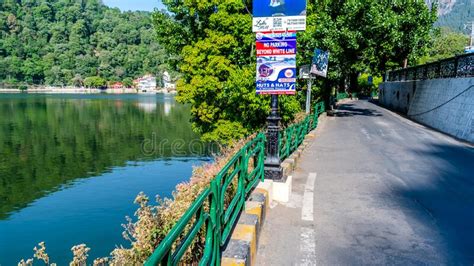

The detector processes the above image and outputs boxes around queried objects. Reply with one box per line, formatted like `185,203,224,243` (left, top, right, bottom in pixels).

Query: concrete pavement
255,100,474,265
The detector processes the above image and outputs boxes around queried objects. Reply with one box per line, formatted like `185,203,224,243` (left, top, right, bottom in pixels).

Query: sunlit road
256,100,474,265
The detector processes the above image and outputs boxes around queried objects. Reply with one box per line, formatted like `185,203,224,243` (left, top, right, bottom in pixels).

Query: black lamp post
264,94,284,181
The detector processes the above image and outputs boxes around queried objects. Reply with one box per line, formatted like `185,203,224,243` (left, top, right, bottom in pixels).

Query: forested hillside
0,0,167,86
430,0,473,33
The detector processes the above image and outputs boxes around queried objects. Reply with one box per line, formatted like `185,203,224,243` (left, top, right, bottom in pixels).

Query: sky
103,0,164,11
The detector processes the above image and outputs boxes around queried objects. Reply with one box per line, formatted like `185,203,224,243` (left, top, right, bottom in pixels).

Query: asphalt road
255,100,474,265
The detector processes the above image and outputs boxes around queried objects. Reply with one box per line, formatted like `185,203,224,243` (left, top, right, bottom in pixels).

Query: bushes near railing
387,53,474,82
144,101,326,265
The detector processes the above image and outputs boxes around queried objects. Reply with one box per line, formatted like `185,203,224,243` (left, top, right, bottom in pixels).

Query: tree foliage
153,0,301,144
83,76,105,88
153,0,437,144
299,0,437,91
419,27,469,64
0,0,170,85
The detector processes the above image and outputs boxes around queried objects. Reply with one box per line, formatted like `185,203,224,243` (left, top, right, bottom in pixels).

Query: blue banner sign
310,48,329,78
256,32,297,95
253,0,307,32
256,55,297,95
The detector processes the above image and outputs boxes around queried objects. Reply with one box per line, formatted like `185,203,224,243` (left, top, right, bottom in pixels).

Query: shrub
84,76,106,88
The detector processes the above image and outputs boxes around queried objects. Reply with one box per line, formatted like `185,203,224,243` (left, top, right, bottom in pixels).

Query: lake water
0,93,211,265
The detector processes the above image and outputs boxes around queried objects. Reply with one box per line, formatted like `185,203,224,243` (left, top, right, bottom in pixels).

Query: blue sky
103,0,164,11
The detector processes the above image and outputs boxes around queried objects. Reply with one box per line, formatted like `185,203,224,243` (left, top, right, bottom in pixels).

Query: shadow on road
336,103,383,117
392,142,474,264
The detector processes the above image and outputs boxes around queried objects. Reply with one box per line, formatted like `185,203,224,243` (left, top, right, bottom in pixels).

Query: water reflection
0,93,212,264
0,94,205,219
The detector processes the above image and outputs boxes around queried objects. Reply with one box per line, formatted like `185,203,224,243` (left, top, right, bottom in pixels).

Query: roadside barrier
145,101,326,265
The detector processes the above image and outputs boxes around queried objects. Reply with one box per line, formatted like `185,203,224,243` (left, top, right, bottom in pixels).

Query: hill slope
427,0,474,33
0,0,167,85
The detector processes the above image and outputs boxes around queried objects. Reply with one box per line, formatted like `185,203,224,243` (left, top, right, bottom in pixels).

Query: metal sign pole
305,77,313,114
264,94,283,180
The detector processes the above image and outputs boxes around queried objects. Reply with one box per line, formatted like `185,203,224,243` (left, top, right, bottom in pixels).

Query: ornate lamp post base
264,94,284,181
264,165,284,180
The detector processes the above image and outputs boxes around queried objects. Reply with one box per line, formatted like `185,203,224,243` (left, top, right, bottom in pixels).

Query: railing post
264,94,283,181
454,55,459,78
437,61,441,79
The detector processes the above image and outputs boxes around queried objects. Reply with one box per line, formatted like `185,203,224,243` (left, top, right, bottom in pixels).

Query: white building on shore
134,75,157,93
163,71,176,91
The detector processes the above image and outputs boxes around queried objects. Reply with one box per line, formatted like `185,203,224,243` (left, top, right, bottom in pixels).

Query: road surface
256,100,474,265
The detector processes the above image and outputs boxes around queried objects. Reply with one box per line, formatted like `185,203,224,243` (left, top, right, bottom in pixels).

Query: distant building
111,82,123,89
134,75,157,92
163,71,176,90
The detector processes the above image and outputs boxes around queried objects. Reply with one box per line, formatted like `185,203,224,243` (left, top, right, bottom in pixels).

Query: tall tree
419,27,469,64
153,0,301,144
153,0,437,143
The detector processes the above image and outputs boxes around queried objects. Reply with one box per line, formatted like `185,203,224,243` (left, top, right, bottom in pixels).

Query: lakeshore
0,86,177,94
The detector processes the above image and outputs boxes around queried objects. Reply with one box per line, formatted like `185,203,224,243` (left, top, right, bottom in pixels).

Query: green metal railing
145,101,325,265
145,133,265,265
336,92,348,100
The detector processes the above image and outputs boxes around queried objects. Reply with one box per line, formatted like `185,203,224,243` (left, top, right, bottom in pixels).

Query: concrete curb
222,190,268,266
222,113,327,266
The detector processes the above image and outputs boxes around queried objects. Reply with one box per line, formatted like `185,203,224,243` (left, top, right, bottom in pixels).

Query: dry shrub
70,244,91,266
18,258,33,266
18,242,57,266
109,134,256,264
292,112,308,124
33,242,50,264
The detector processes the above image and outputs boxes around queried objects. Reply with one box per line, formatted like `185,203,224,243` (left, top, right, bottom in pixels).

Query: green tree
71,74,84,87
299,0,437,92
153,0,437,143
122,77,133,88
153,0,301,144
418,27,469,64
84,76,106,88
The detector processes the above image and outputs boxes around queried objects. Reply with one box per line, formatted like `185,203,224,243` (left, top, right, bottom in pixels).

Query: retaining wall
379,77,474,143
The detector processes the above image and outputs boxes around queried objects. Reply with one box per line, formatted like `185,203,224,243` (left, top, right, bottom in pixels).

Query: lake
0,93,211,265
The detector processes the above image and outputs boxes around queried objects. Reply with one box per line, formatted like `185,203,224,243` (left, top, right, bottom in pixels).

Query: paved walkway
256,100,474,265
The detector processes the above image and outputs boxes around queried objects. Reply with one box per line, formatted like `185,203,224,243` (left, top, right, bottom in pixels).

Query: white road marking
378,129,386,137
301,173,316,221
281,193,303,209
299,226,317,265
361,128,372,140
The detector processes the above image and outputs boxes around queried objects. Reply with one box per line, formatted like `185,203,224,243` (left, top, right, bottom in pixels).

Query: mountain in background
426,0,473,33
0,0,169,86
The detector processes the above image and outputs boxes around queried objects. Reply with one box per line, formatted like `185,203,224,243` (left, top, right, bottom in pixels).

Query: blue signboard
253,0,306,17
310,49,329,78
256,32,297,95
253,0,307,32
256,55,296,95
